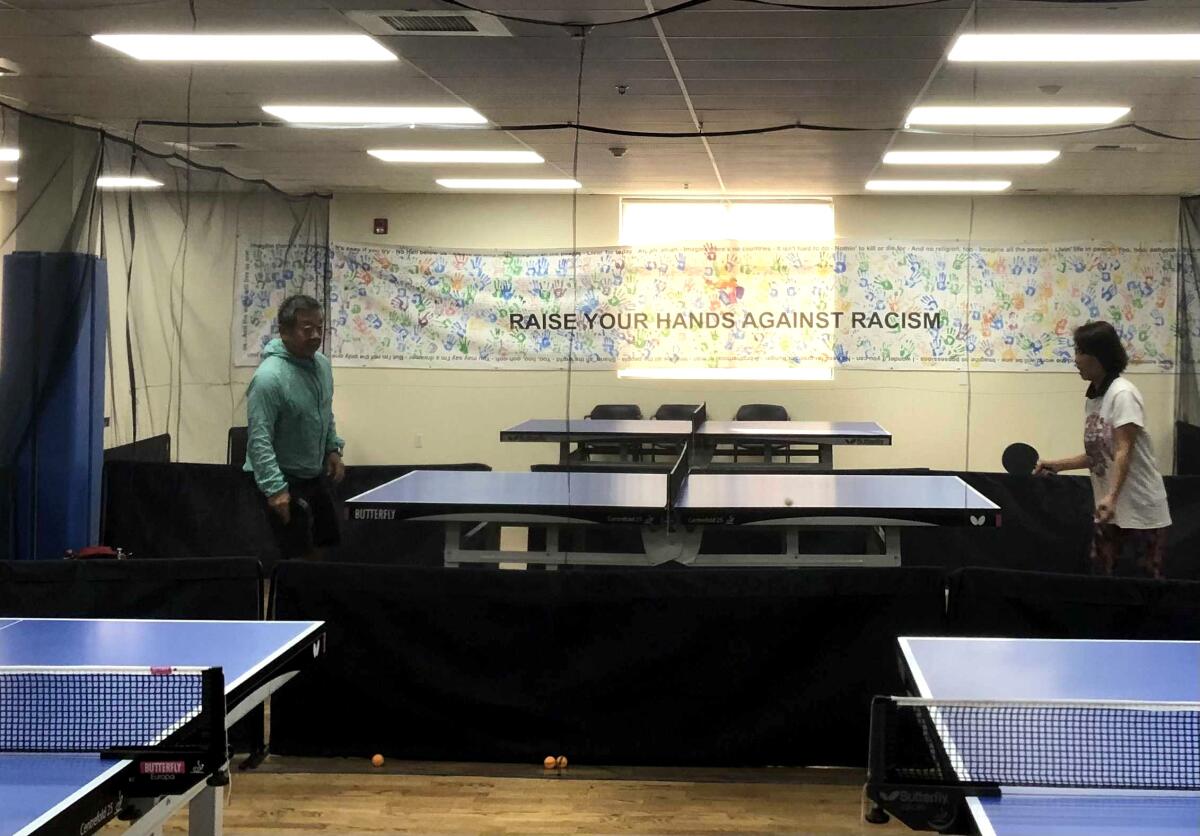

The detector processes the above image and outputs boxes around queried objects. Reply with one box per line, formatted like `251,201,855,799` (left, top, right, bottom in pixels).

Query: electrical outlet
414,433,423,448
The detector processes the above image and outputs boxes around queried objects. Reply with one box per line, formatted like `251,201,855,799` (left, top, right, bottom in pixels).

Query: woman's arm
1095,424,1137,522
1034,453,1091,475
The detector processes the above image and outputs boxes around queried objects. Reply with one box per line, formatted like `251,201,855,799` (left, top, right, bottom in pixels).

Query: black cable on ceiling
127,117,1200,142
434,0,1147,30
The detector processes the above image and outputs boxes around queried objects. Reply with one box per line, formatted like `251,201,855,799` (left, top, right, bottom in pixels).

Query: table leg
818,445,833,469
189,783,223,836
443,522,462,568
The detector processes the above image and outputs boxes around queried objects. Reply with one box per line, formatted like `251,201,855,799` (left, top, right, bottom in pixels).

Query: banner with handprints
235,241,1178,371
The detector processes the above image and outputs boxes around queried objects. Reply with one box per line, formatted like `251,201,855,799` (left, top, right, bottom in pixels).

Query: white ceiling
0,0,1198,195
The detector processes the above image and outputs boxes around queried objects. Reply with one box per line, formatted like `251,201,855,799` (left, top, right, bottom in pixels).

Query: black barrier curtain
1,103,332,558
1179,197,1200,473
269,563,949,767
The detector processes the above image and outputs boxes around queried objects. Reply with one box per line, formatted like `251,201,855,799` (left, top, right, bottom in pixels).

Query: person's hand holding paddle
1033,458,1058,477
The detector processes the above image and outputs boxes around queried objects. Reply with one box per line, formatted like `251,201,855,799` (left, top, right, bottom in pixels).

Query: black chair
734,403,789,421
732,404,790,462
587,404,643,420
653,404,701,421
647,404,701,461
581,405,643,460
227,426,249,467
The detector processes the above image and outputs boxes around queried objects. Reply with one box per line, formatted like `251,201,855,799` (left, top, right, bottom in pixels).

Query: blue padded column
3,252,107,559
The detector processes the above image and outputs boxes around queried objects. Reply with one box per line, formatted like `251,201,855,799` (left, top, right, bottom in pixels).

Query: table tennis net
871,697,1200,791
0,666,211,753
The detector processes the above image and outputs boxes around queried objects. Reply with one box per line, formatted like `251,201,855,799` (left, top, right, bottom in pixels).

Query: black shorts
259,474,340,559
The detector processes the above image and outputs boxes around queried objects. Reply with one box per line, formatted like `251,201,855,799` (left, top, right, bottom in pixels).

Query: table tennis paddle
1001,442,1039,475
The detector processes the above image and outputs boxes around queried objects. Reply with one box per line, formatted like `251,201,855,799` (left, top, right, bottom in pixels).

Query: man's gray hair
278,294,323,330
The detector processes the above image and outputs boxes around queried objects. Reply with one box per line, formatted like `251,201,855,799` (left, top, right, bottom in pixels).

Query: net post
202,666,230,786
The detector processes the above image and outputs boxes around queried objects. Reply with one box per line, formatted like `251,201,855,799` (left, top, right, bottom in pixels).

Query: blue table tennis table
0,617,325,836
346,468,999,568
869,637,1200,836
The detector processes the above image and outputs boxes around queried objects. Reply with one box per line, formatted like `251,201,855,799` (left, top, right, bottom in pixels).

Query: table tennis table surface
900,636,1200,836
0,617,324,836
346,469,999,526
502,418,892,444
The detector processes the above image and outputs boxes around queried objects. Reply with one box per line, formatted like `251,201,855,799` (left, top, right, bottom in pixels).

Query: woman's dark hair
278,294,322,330
1073,320,1128,394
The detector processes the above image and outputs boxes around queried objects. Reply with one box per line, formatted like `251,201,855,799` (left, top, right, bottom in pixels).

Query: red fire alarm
373,218,388,235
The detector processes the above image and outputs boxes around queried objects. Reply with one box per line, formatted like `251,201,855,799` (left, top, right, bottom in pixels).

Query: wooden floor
109,758,911,835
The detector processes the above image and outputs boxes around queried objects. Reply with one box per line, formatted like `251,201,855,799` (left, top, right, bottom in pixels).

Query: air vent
380,14,476,33
344,10,513,37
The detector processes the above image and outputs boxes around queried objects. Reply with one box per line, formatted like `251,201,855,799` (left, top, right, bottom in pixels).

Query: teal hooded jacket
243,338,344,497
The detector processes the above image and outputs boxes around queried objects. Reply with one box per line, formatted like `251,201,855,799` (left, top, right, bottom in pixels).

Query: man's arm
324,422,345,485
323,363,346,484
246,376,291,518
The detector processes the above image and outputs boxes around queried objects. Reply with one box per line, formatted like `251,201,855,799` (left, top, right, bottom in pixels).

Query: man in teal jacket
244,294,345,559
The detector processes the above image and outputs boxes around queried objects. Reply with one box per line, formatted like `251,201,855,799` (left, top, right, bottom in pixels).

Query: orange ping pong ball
784,497,794,506
556,755,568,769
543,755,557,769
371,754,384,767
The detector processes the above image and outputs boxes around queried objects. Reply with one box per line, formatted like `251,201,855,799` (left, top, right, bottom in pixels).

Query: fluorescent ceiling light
907,106,1129,127
883,150,1059,165
866,180,1011,193
950,33,1200,63
263,106,486,126
437,178,581,190
93,34,396,62
0,148,18,162
4,176,16,183
368,149,543,164
96,176,163,189
617,367,834,382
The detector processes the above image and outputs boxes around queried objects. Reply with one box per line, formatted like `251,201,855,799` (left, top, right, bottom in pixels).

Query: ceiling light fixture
96,176,164,189
865,180,1012,193
0,148,19,162
906,106,1129,127
368,149,543,164
263,106,487,126
950,33,1200,63
93,34,397,62
436,178,581,190
883,150,1060,165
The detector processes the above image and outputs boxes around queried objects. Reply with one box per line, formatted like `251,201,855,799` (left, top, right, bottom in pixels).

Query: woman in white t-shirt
1034,321,1171,578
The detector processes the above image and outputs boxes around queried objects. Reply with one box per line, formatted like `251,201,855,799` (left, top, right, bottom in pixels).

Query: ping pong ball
556,755,568,769
544,755,557,769
784,497,794,506
371,754,384,767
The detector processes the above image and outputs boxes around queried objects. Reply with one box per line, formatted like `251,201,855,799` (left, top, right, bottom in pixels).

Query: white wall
84,189,1178,473
100,190,328,464
325,193,1180,474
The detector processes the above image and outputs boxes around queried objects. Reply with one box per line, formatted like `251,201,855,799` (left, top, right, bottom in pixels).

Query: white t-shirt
1083,377,1171,530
